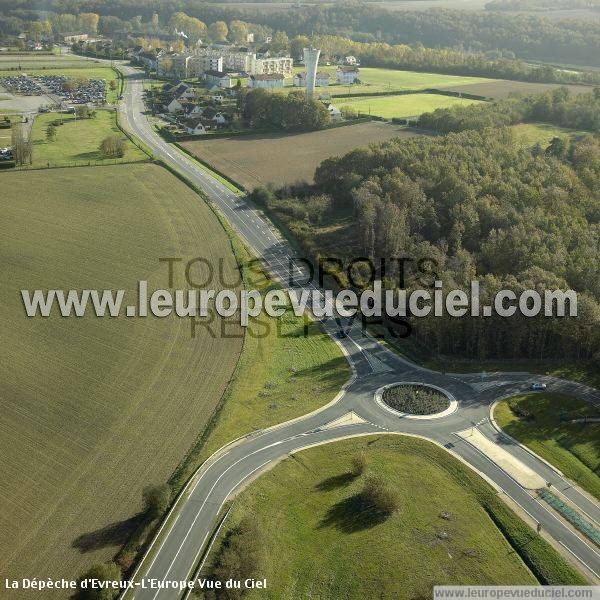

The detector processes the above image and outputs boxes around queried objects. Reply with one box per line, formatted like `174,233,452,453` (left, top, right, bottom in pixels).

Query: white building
184,117,209,135
251,56,293,76
204,70,234,88
336,66,360,85
344,55,358,66
294,71,330,88
249,73,284,89
193,46,293,76
326,103,342,121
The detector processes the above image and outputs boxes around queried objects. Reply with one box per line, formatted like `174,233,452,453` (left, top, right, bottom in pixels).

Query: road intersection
114,67,600,597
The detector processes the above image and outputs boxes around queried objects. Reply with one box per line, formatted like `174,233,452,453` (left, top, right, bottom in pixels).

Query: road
115,67,600,597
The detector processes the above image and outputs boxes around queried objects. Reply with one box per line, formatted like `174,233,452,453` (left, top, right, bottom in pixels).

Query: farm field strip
0,163,244,587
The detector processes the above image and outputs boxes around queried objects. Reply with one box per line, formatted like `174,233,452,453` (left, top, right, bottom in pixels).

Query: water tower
303,46,321,99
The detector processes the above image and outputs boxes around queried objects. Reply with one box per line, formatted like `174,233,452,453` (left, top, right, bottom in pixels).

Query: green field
0,52,94,71
511,123,590,146
0,66,120,103
337,92,483,118
0,164,244,587
204,435,587,598
288,65,494,96
495,394,600,500
29,110,146,167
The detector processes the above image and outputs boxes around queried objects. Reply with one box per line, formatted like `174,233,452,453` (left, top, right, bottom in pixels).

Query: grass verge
200,435,586,599
494,393,600,500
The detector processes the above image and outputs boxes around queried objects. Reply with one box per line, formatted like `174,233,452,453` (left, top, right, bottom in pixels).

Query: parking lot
0,73,106,105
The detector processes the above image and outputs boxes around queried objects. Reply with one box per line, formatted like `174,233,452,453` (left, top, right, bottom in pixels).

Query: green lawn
495,393,600,500
0,66,120,103
29,110,146,167
287,65,494,96
337,92,483,118
511,123,590,146
203,435,587,598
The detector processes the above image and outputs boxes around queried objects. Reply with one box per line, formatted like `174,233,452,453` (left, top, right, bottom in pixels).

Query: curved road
114,67,600,597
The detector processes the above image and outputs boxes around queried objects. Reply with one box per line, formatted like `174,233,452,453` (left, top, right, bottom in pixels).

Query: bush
75,562,122,600
99,135,125,158
351,452,368,477
361,475,399,516
382,384,449,415
142,483,171,522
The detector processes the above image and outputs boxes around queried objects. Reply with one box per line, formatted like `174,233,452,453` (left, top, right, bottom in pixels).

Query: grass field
180,122,425,189
203,435,586,598
337,93,483,118
29,110,147,167
495,394,600,500
0,164,244,588
0,52,94,71
436,79,593,99
511,123,590,146
0,66,120,103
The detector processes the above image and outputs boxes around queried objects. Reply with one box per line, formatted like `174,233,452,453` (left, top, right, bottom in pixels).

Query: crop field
0,52,94,70
0,164,244,589
204,436,546,598
436,79,593,99
180,121,425,189
29,110,147,167
337,93,483,118
495,393,600,500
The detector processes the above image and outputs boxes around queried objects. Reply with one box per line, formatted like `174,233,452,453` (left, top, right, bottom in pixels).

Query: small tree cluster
99,135,126,158
75,562,121,600
142,483,171,522
211,517,261,599
360,475,399,516
350,452,368,477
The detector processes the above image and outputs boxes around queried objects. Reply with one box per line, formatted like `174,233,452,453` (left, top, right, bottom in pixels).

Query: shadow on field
315,472,357,491
318,493,391,533
72,513,144,553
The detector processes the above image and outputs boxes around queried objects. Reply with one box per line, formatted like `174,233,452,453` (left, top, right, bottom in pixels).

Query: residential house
183,117,209,135
249,73,284,89
204,70,234,88
293,71,331,87
336,66,360,85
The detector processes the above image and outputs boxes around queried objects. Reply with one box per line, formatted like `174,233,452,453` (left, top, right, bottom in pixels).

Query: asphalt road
114,67,600,597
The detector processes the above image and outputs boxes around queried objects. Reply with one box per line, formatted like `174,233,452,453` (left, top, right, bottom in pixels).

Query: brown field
438,80,594,99
0,164,243,595
180,122,425,190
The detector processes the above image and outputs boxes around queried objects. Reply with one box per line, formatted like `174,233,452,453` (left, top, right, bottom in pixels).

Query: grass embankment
495,393,600,500
202,436,585,599
0,163,244,586
29,110,147,167
338,93,482,118
182,241,352,468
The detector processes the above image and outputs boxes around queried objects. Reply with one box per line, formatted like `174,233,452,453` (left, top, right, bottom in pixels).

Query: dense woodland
252,129,600,361
2,0,599,67
419,88,600,133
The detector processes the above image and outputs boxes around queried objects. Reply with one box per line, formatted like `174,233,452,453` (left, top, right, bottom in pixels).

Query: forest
419,87,600,133
250,128,600,361
2,0,599,66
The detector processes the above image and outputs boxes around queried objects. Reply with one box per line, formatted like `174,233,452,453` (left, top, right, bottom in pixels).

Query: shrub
351,452,368,477
361,475,399,516
142,483,171,522
75,562,121,600
99,135,126,158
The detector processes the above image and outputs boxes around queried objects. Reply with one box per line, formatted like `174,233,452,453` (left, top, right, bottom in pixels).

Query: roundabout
375,382,459,420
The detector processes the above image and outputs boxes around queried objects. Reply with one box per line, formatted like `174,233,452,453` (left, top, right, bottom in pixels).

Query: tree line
419,87,600,133
239,88,330,132
252,128,600,362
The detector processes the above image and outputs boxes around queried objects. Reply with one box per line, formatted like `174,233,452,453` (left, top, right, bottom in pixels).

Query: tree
109,80,117,91
11,122,32,165
99,135,125,158
208,21,228,42
290,35,311,60
142,484,171,521
361,475,399,516
229,20,249,44
77,12,100,35
269,30,290,55
75,563,121,600
351,452,368,477
46,123,56,141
